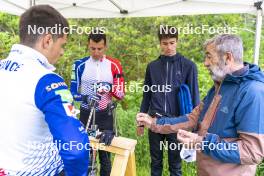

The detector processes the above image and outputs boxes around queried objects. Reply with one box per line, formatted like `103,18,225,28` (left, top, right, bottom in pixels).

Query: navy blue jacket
140,53,200,116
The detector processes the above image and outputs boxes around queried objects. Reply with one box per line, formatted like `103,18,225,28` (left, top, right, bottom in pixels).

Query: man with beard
137,34,264,176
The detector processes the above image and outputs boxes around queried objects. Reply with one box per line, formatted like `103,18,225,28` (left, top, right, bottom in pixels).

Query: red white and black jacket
70,55,125,111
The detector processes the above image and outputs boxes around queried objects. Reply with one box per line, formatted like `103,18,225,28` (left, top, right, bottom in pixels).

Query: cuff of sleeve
74,94,82,101
201,133,220,153
150,118,157,131
156,115,188,125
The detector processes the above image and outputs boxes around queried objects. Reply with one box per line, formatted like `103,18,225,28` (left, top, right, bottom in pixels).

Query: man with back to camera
0,5,90,176
138,25,200,176
70,30,125,176
137,34,264,176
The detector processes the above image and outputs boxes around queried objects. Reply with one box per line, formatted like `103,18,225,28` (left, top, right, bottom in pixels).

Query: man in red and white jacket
70,30,125,176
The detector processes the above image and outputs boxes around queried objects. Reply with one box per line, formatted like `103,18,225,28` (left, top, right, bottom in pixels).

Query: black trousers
80,107,113,131
148,130,182,176
80,107,113,176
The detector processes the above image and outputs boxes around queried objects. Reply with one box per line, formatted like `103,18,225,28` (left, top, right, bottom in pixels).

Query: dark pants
148,130,182,176
80,107,113,176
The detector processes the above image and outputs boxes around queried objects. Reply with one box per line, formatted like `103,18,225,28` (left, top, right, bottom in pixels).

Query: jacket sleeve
140,64,152,113
201,83,264,164
70,61,82,101
150,103,204,133
186,62,200,107
111,59,125,100
35,73,89,176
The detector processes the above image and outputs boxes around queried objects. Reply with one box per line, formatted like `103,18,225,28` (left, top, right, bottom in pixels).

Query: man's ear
85,42,89,53
225,52,233,65
42,34,53,49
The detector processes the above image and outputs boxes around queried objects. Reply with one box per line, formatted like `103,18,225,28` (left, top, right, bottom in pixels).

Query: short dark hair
19,5,69,47
158,26,178,41
88,29,106,45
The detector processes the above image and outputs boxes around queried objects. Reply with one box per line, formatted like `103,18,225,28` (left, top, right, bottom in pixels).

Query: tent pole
29,0,36,7
253,1,263,65
108,0,128,14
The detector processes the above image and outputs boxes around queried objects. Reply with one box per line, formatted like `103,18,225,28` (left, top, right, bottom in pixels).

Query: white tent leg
253,9,263,65
29,0,35,7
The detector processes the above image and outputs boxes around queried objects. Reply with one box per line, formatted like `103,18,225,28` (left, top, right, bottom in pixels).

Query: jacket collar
160,53,181,63
9,44,56,71
223,63,264,84
90,55,106,62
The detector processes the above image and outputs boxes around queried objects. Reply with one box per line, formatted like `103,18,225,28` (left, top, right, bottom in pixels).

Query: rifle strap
198,83,222,136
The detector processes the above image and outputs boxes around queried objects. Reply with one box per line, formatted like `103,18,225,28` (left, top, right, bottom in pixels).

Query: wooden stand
89,136,137,176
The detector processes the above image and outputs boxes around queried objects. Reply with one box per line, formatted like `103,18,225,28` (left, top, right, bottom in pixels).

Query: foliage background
0,12,263,175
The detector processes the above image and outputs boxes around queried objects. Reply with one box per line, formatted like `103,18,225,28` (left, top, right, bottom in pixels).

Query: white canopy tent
0,0,263,64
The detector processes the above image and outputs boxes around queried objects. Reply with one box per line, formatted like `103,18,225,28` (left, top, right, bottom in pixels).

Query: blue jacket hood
224,63,264,84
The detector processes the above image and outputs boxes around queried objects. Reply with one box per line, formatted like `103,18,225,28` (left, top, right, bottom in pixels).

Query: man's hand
136,113,156,128
82,94,101,104
177,129,203,149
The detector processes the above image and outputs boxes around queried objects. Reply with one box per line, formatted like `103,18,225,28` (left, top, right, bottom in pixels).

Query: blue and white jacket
0,44,89,176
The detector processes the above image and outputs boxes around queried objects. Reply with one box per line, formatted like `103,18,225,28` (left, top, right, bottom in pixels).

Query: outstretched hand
177,129,203,149
136,113,156,128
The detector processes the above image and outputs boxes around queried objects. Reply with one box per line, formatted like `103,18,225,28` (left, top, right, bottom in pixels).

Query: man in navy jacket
139,26,200,176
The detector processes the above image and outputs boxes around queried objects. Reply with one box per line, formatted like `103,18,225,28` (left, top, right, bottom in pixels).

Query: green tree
1,12,264,175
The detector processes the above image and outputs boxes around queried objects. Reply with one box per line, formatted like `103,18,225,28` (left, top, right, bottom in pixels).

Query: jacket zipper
95,61,100,94
165,62,168,113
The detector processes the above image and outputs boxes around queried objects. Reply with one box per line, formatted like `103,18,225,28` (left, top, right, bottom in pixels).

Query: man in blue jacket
0,5,89,176
139,26,200,176
137,34,264,176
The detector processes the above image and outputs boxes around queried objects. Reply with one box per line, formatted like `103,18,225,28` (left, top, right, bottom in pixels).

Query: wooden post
89,136,137,176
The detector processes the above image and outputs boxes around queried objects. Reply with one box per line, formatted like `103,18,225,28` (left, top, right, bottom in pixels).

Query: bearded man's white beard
209,62,228,82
